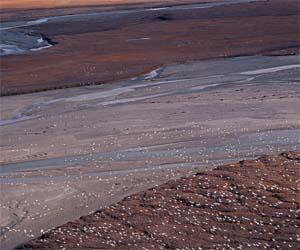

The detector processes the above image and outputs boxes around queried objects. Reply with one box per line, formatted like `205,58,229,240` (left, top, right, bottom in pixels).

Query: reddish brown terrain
1,0,209,10
16,152,300,250
0,0,215,21
1,0,299,95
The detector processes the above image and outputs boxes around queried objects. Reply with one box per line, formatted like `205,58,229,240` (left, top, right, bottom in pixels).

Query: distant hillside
1,0,214,10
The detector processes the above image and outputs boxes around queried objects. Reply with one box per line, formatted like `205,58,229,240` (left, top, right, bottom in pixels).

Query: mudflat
16,151,300,250
1,55,299,249
1,0,299,95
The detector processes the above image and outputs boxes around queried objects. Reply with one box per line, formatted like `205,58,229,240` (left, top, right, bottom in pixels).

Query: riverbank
1,0,299,95
0,54,299,249
0,0,257,58
15,151,300,249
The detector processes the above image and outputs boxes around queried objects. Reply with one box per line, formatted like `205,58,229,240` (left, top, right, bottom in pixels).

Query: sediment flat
16,151,300,250
0,55,299,249
1,0,299,95
0,1,299,249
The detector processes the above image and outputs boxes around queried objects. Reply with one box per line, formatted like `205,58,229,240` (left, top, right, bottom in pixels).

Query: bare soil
1,0,212,10
16,152,300,250
1,0,299,95
1,53,299,250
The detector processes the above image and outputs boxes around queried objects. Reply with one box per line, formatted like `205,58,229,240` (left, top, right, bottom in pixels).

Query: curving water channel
0,0,259,56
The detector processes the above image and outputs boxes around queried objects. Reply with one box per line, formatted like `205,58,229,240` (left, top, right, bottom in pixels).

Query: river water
0,0,259,56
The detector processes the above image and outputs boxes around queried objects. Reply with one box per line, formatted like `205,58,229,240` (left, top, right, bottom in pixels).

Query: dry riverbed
16,151,300,250
0,55,299,249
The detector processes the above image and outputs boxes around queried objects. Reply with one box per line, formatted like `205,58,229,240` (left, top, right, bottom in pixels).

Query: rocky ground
16,151,300,250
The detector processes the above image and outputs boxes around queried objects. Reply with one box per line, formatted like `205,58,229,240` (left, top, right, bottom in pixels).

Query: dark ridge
40,33,57,46
155,14,175,21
